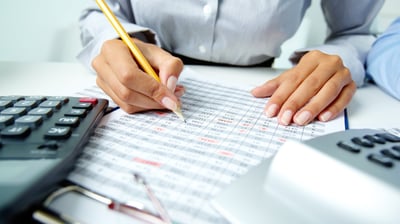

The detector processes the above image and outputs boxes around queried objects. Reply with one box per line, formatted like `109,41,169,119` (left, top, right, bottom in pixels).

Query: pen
133,173,172,224
95,0,185,122
108,201,167,224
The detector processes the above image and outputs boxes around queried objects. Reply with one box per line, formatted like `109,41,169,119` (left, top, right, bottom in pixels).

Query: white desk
1,61,400,129
1,61,400,223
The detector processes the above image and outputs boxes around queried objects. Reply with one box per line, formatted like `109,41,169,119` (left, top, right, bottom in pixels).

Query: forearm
367,18,400,100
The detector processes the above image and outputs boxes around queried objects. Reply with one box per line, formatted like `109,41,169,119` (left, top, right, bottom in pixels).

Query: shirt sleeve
290,0,384,87
76,1,157,71
366,17,400,100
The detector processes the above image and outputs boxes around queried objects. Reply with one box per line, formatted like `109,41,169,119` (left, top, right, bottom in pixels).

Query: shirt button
203,4,212,18
198,45,206,54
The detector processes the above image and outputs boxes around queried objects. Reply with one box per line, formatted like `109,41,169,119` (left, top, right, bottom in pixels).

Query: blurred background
0,0,399,68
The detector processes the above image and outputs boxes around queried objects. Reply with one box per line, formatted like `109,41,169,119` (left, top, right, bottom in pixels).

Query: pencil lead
173,107,186,122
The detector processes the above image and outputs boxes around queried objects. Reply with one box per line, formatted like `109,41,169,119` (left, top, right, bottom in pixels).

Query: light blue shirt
366,17,400,100
78,0,383,86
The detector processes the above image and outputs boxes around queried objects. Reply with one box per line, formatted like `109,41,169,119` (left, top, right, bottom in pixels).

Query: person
77,0,384,126
366,17,400,100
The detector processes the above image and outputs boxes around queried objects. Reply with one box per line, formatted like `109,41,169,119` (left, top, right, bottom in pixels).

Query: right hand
92,38,185,113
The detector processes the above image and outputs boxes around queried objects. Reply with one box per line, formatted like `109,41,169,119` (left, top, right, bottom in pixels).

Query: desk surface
1,61,400,223
1,61,399,129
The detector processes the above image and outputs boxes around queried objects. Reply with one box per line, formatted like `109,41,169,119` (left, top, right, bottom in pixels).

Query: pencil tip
174,107,186,122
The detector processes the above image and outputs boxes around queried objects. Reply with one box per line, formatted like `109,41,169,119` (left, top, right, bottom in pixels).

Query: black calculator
0,95,108,222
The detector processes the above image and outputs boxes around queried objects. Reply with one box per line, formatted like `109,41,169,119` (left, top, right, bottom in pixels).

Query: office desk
1,61,400,129
1,61,400,223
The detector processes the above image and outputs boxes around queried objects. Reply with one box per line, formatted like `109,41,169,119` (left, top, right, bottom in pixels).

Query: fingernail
294,111,311,125
167,76,177,92
265,104,279,117
161,97,178,111
174,88,185,97
319,111,332,122
280,110,293,125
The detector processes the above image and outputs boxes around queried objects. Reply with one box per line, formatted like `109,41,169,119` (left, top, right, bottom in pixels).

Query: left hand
251,50,356,126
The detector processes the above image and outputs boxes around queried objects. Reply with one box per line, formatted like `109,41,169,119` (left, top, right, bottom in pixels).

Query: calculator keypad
337,132,400,168
0,95,108,221
0,95,106,159
304,129,400,192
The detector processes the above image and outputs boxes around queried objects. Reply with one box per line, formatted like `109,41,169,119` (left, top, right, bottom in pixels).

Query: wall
0,0,88,62
0,0,398,64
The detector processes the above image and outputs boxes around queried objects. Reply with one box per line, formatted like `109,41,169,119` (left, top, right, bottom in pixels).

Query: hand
92,38,184,113
251,50,356,126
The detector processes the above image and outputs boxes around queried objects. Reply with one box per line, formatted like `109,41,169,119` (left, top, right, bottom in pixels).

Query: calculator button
0,100,13,110
73,102,93,110
79,97,98,105
351,137,374,148
1,125,31,138
337,141,361,153
65,109,87,118
25,96,47,102
38,141,59,150
47,96,69,105
367,153,394,168
44,127,72,139
14,100,38,110
0,96,24,103
375,133,400,143
55,117,80,127
381,149,400,160
15,115,43,128
363,134,386,144
1,107,27,118
0,115,14,129
28,107,53,119
39,100,62,110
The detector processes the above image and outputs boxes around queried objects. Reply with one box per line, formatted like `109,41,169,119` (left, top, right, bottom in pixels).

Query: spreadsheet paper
68,70,345,223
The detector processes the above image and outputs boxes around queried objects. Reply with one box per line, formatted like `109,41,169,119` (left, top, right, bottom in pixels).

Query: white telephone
212,129,400,224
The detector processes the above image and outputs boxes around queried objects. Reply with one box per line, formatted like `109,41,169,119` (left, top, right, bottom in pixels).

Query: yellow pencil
95,0,185,122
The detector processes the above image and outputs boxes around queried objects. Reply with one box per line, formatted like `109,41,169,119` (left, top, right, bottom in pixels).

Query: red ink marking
154,126,165,132
218,150,234,157
199,137,218,144
133,158,161,167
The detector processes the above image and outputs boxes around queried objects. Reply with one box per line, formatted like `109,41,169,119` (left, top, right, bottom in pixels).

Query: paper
67,70,345,223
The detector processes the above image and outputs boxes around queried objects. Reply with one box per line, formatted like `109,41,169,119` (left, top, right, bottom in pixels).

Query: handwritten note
68,71,345,223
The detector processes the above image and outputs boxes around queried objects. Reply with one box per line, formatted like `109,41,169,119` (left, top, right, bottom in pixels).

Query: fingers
293,71,355,125
252,50,355,126
93,51,164,113
135,39,184,92
96,76,163,113
251,79,279,98
317,81,356,122
92,39,184,114
278,53,344,125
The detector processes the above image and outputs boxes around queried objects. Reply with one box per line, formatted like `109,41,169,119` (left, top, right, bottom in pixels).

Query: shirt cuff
77,22,158,73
